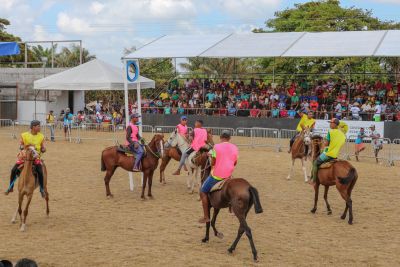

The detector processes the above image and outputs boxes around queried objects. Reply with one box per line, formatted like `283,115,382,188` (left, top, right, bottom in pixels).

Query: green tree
30,44,58,67
254,0,400,83
55,44,96,67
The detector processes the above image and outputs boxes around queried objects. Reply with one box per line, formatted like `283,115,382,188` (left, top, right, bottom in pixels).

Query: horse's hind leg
323,186,332,215
211,208,223,239
228,224,245,254
301,158,308,182
310,182,319,213
11,206,19,224
45,191,50,216
20,193,33,232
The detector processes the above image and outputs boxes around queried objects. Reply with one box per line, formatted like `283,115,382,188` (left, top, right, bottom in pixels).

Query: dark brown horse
101,134,165,200
201,164,263,262
159,147,181,184
310,136,358,224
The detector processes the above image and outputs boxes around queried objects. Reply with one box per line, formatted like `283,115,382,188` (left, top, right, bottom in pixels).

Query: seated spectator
288,107,296,119
280,108,288,118
250,105,260,118
310,100,319,112
271,108,279,118
164,105,171,115
228,106,236,116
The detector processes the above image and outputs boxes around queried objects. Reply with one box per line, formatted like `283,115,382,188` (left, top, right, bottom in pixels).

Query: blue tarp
0,42,20,56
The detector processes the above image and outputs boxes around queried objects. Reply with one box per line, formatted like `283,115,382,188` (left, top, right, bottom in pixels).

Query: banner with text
314,120,384,139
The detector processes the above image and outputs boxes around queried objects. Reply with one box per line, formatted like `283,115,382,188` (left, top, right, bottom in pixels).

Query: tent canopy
0,42,20,56
34,59,155,91
124,30,400,59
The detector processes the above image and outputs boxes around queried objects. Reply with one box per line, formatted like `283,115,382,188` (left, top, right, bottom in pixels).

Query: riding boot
5,164,20,195
35,164,46,198
199,192,210,224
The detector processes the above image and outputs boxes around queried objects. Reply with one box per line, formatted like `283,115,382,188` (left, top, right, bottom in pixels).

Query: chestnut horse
201,162,263,262
310,135,358,224
287,127,312,182
11,147,50,232
101,134,164,200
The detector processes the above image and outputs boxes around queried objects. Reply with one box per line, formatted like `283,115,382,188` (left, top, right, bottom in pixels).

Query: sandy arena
1,132,400,267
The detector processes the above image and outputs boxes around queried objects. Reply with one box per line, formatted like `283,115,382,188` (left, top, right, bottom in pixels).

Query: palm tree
55,44,96,67
30,44,58,67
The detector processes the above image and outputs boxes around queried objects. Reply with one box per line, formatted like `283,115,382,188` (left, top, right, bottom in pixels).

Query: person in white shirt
374,101,382,121
350,102,361,120
369,125,382,164
334,101,342,119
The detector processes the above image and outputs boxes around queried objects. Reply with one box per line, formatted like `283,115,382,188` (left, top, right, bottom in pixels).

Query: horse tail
249,186,263,214
338,167,357,185
101,151,106,172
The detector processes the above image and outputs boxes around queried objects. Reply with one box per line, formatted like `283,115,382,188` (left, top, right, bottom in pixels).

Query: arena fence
3,119,400,167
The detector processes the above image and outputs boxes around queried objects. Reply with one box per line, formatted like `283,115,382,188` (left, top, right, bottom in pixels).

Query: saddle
320,159,343,169
210,179,226,193
117,145,146,157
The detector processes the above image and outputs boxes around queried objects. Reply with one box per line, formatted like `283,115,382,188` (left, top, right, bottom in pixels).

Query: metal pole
51,41,54,68
79,41,83,65
123,59,134,191
273,58,276,83
24,43,27,68
363,58,366,82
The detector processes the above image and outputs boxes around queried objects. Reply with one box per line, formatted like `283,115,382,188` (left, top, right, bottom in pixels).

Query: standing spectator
250,105,260,118
355,127,366,161
373,101,382,122
334,101,342,119
370,125,382,164
46,110,55,142
63,108,74,141
350,102,361,120
95,100,102,113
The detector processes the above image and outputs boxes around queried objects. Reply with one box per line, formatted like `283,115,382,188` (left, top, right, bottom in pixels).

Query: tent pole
123,59,134,192
136,71,144,188
273,58,276,83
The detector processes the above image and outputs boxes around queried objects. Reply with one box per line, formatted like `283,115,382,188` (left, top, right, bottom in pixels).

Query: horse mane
199,147,210,153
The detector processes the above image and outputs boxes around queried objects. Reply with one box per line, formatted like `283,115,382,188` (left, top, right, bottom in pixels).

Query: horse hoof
327,210,332,215
11,219,16,224
141,197,146,201
340,215,346,220
148,195,154,199
286,176,290,180
201,238,209,243
310,208,317,214
20,224,26,232
106,194,114,199
227,248,234,254
216,232,224,239
253,257,259,263
348,220,353,225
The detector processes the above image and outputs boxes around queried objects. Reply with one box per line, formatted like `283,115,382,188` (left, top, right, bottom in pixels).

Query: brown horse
101,134,165,200
201,164,263,262
310,136,358,224
11,147,49,232
287,127,312,182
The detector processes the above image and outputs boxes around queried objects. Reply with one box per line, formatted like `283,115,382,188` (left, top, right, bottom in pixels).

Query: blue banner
0,42,20,56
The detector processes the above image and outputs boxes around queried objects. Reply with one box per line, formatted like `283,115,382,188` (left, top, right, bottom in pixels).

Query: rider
126,113,144,172
199,131,238,223
173,119,207,175
5,120,46,198
176,115,188,140
310,118,346,184
288,109,316,153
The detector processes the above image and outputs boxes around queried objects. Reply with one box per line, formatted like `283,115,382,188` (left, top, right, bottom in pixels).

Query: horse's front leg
141,172,148,200
202,206,212,243
147,170,154,198
311,182,319,213
301,158,308,183
287,158,295,180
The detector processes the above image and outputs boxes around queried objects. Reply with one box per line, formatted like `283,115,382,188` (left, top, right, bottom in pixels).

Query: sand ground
0,131,399,267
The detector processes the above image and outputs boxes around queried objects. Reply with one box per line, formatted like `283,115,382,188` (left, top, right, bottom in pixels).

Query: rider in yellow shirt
311,118,346,183
289,110,316,153
5,120,47,198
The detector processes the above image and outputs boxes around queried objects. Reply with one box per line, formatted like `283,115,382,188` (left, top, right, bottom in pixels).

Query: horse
11,147,50,232
100,134,165,200
310,135,358,225
159,129,190,184
200,163,263,262
287,127,312,182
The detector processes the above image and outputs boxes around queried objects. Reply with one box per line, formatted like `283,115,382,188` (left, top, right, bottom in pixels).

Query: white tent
34,58,155,90
124,30,400,59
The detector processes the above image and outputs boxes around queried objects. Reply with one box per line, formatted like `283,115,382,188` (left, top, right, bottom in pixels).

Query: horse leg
147,170,154,198
160,156,171,184
20,193,33,232
11,206,19,224
211,208,223,239
202,206,212,243
338,185,350,222
141,172,148,200
301,158,308,182
287,158,295,180
242,219,258,262
104,168,116,198
228,224,245,255
17,192,24,226
323,185,332,215
347,198,353,225
310,182,319,213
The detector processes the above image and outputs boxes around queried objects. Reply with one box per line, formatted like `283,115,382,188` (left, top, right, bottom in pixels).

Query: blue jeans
48,125,55,141
129,142,144,169
201,176,221,193
178,147,194,170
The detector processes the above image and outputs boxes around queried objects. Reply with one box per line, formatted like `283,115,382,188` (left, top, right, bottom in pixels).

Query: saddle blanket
210,179,226,193
320,159,343,169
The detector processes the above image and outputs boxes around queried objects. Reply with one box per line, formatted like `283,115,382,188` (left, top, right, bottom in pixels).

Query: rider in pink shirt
176,116,188,137
173,120,208,175
126,113,143,172
199,131,238,223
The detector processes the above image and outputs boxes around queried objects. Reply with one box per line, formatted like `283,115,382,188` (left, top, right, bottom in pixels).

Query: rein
144,140,163,159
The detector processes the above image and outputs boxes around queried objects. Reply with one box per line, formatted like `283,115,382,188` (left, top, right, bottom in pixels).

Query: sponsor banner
314,120,384,139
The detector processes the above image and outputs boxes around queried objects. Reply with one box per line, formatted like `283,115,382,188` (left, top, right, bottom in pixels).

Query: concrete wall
17,100,47,122
73,90,85,113
142,114,400,140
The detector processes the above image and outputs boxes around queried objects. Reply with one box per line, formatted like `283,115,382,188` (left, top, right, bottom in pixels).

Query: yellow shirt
296,114,316,132
160,92,170,100
21,132,45,156
325,129,346,158
46,114,55,124
338,121,348,134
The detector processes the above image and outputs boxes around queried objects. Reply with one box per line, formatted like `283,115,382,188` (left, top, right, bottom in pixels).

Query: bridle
145,137,164,159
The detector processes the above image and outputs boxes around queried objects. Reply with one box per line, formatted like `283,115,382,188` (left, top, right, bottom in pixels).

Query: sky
1,0,399,65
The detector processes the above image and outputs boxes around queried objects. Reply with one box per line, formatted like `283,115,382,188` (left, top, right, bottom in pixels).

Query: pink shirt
176,124,188,136
191,128,207,151
125,122,139,145
211,142,238,180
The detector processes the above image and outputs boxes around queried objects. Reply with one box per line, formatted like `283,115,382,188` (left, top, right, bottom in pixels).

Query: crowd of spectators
138,78,400,121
